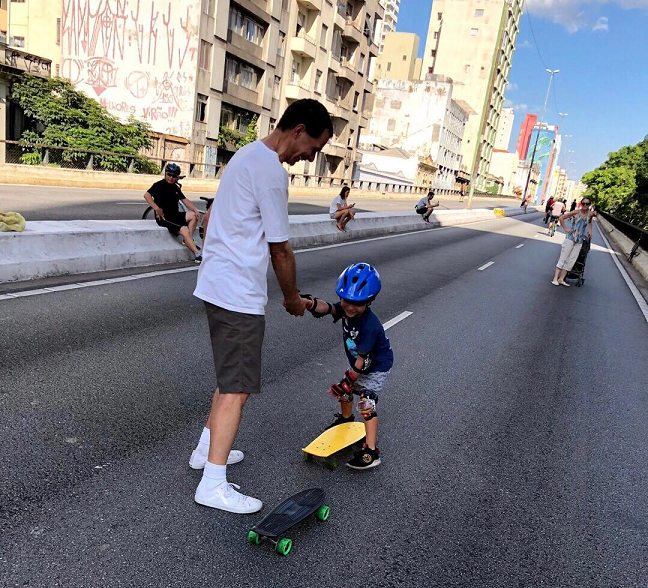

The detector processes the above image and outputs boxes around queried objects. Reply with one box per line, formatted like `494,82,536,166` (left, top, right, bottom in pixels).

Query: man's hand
283,293,308,317
154,206,165,221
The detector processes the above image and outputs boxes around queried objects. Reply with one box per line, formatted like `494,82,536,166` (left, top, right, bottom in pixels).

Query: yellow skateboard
302,422,366,469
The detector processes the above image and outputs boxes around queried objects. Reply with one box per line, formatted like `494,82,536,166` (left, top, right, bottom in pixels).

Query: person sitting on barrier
415,190,440,223
329,186,355,232
144,163,203,263
301,263,393,470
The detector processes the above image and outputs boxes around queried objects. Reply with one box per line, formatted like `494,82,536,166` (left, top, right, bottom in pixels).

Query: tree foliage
11,74,158,174
216,116,258,151
583,137,648,228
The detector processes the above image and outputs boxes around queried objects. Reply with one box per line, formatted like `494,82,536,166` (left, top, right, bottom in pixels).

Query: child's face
340,299,369,317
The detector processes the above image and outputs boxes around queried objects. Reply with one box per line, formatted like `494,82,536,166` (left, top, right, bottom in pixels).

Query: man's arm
269,241,308,316
144,191,164,219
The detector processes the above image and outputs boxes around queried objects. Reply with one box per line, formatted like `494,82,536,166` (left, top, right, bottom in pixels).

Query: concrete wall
60,0,201,140
598,216,648,283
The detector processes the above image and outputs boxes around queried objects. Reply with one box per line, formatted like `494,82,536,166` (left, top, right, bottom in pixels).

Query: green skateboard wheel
315,505,330,521
303,451,313,462
276,537,292,556
325,457,338,470
247,530,260,545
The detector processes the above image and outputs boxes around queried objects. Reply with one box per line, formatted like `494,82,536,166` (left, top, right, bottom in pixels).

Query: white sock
194,427,210,455
202,461,227,488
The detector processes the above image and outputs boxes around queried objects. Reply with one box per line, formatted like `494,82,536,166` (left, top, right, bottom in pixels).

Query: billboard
526,125,557,203
60,0,201,139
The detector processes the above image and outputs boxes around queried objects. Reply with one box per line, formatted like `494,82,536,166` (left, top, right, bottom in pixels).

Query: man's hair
427,190,435,198
277,99,333,138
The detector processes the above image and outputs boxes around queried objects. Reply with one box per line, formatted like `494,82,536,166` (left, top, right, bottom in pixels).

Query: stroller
566,239,590,287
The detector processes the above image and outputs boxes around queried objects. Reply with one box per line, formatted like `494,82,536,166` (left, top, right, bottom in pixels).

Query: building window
225,57,238,83
291,59,300,83
386,62,391,72
433,31,438,39
296,11,306,35
0,31,6,45
332,28,342,61
402,54,407,60
0,0,6,7
229,6,265,46
225,56,259,90
430,49,436,57
353,91,359,111
278,31,286,56
437,12,442,20
199,40,212,70
321,24,328,48
12,36,25,48
387,119,396,131
55,64,60,76
358,53,365,72
196,94,208,123
315,69,322,93
475,9,484,17
202,0,215,14
56,18,61,45
273,75,281,99
471,28,478,36
465,64,471,73
427,67,433,75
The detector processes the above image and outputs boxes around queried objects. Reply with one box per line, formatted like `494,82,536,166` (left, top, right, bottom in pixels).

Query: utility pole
521,69,559,205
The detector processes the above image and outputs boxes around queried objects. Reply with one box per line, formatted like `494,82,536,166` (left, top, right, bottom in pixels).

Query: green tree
583,138,648,229
11,74,158,174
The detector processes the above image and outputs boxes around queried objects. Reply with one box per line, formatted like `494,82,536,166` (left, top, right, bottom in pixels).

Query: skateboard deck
248,488,330,556
302,422,366,468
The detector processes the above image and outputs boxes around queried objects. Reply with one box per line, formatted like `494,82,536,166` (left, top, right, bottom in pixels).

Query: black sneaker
194,253,202,264
325,413,355,430
346,447,381,470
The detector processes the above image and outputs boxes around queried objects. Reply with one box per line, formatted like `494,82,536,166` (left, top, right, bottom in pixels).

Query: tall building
524,123,559,202
4,0,60,74
494,106,513,150
360,76,470,190
374,32,420,81
516,113,537,158
420,0,523,188
280,0,384,181
379,0,401,54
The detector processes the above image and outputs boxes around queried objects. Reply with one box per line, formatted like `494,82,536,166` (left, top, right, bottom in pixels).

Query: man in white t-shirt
190,99,333,514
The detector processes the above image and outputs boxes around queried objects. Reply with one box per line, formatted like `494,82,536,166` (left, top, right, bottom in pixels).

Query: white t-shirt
552,201,565,216
194,141,290,315
330,195,345,215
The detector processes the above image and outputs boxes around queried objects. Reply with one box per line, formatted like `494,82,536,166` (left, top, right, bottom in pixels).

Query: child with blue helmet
303,263,393,469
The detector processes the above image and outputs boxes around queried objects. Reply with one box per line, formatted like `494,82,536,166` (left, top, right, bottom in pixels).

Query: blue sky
397,0,648,180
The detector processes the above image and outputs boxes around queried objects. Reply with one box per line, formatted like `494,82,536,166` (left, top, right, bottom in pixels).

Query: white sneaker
558,280,570,287
551,279,560,286
195,481,263,514
189,449,244,470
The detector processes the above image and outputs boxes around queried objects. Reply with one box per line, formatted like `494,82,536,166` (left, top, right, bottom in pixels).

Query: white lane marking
595,222,648,324
0,214,530,300
478,261,494,271
382,311,413,331
516,243,525,249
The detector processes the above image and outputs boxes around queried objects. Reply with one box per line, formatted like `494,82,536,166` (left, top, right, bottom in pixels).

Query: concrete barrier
597,216,648,282
0,206,541,284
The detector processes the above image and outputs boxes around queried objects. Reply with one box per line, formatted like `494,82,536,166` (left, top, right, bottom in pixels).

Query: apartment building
494,105,513,150
379,0,400,54
374,32,421,81
360,76,470,191
420,0,523,188
1,1,7,45
278,0,384,181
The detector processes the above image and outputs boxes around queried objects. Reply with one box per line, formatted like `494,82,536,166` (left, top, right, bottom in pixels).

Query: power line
523,5,548,70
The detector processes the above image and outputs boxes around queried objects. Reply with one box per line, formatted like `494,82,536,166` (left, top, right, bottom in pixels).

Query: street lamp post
521,69,560,206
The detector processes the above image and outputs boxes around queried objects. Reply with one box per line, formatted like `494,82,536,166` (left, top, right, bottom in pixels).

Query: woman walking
551,198,594,286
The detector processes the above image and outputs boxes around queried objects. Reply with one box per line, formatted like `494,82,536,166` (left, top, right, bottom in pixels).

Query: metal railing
598,210,647,261
0,139,222,178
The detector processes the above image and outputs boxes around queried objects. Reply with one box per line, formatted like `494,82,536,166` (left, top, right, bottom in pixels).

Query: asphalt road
2,213,648,587
0,183,518,220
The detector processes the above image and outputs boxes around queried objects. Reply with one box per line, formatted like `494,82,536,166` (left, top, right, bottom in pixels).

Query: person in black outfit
144,163,203,262
570,200,577,212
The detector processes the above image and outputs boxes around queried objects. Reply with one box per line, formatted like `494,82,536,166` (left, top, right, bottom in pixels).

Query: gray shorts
204,302,265,394
352,370,390,397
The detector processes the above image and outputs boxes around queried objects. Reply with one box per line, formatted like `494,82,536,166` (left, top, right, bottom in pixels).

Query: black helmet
165,163,184,178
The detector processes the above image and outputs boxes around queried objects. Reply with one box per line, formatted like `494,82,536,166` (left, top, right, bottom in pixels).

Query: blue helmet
336,263,382,303
165,163,182,177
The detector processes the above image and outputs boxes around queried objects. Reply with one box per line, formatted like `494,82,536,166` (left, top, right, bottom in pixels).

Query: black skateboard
247,488,331,556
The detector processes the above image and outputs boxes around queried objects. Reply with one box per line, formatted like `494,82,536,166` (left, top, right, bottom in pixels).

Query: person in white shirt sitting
329,186,356,232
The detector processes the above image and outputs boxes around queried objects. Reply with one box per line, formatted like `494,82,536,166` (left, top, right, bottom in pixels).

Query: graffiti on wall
60,0,201,139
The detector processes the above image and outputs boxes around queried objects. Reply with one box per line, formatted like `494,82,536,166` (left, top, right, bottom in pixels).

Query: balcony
296,0,321,10
324,142,347,159
329,53,341,73
285,80,312,101
331,102,351,120
338,58,355,81
291,30,317,60
342,18,363,44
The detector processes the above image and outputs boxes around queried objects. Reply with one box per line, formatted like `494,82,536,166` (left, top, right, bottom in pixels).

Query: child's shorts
352,370,390,397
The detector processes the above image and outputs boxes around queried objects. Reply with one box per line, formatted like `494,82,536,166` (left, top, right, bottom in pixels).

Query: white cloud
518,40,533,48
507,82,519,91
593,16,609,31
513,103,529,112
525,0,643,32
